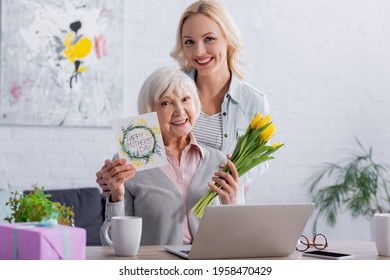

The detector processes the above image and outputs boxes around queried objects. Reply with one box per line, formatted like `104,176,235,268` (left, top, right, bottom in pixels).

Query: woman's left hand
208,159,239,205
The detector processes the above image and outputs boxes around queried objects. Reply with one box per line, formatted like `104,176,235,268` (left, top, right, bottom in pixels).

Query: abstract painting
0,0,123,127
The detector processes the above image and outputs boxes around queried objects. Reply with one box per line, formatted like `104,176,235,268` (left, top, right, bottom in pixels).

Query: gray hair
137,67,201,116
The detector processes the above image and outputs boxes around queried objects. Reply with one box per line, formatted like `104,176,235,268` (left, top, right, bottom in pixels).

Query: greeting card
112,112,167,171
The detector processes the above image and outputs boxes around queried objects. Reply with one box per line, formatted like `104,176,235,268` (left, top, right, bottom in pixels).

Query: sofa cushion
24,187,105,246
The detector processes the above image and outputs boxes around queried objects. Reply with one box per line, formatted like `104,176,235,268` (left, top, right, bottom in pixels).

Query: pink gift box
0,223,86,260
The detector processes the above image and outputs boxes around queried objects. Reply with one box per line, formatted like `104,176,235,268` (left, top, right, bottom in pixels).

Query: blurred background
1,0,389,240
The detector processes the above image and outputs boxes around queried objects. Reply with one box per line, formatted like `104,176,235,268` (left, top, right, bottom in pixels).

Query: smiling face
153,88,197,146
181,14,230,77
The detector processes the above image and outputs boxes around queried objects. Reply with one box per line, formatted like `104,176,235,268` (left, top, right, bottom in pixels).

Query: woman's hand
96,159,113,197
208,159,239,205
95,158,137,202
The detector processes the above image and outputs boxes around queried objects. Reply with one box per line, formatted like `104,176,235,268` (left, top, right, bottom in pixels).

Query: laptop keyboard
180,250,190,254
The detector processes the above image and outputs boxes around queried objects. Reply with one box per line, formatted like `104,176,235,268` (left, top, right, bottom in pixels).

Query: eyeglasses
295,233,328,252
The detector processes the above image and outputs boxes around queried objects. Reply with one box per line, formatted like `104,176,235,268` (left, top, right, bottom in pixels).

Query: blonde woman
171,0,270,198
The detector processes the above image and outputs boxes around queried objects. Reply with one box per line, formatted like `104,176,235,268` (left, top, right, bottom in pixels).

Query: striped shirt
192,111,223,151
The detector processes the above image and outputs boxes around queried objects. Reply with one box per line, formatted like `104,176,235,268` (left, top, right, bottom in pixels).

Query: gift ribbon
63,230,70,259
13,223,36,260
12,223,70,260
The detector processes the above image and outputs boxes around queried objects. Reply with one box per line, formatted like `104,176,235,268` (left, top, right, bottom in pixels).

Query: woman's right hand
95,158,137,202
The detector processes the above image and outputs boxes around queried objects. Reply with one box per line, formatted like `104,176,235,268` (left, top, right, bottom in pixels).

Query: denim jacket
189,70,270,189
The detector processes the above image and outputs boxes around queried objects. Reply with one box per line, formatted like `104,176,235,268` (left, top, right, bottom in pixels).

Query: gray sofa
0,187,105,246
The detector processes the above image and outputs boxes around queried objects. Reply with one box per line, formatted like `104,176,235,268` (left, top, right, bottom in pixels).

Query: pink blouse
159,133,204,244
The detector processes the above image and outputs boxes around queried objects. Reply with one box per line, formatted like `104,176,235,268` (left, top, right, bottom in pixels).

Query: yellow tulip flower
260,123,276,142
256,114,271,130
271,142,283,148
250,113,262,129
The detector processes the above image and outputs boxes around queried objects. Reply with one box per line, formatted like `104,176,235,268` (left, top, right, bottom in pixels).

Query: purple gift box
0,223,86,260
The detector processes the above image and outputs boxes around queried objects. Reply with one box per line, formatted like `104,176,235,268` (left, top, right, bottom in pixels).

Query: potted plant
307,139,390,233
4,185,74,226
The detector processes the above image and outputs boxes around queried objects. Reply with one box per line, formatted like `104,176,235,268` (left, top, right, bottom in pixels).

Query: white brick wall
1,0,389,239
0,126,116,190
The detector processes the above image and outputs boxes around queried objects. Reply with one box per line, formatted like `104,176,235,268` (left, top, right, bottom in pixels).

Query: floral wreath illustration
119,122,163,166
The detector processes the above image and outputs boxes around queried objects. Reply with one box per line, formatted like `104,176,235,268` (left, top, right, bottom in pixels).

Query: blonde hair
137,67,201,117
170,0,244,80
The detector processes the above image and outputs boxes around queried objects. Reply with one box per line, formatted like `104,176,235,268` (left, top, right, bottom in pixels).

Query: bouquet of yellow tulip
191,113,284,217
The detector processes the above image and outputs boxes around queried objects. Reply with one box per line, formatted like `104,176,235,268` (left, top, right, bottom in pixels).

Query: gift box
0,223,86,260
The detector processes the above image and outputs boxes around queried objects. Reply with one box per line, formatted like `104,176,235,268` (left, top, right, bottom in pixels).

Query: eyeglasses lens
313,234,328,250
296,235,310,252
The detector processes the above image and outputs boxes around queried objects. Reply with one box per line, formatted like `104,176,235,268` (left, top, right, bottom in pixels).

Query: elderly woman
98,67,241,246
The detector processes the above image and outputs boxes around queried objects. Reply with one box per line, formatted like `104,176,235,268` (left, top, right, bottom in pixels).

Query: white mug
374,213,390,256
102,216,142,256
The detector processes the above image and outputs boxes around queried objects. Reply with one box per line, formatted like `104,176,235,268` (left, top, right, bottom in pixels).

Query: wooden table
86,240,390,260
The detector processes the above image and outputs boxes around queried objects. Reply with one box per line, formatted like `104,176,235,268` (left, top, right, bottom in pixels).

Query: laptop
165,203,314,259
